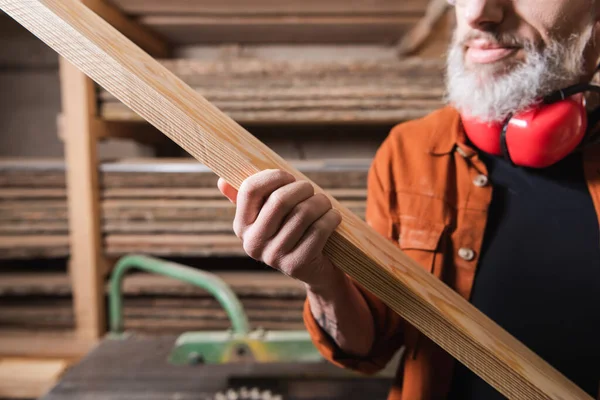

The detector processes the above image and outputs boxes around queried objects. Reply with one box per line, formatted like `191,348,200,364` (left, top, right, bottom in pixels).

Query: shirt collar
427,106,477,157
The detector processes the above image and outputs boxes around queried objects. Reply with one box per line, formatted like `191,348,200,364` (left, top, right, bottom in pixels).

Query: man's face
446,0,599,123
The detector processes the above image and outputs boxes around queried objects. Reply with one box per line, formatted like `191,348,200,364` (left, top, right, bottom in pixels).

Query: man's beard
445,27,593,124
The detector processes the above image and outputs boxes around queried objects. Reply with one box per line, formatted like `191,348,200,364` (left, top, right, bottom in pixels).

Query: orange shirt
303,106,600,400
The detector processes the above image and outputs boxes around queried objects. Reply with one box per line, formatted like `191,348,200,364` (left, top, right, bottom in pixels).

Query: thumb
217,177,238,204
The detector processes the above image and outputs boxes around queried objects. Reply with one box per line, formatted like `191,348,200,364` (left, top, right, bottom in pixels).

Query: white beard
445,27,593,124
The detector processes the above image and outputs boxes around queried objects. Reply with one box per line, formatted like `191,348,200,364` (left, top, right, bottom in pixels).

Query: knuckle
268,190,289,210
298,180,315,194
314,192,333,208
290,202,312,224
242,235,263,259
239,179,260,199
263,249,282,268
271,169,295,183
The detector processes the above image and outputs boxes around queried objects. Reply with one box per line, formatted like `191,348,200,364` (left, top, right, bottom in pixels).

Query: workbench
42,335,394,400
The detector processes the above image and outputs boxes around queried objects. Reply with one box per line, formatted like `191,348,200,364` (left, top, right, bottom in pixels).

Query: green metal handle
109,254,250,335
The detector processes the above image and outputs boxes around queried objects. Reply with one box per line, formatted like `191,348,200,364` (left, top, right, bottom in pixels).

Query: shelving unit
0,0,454,358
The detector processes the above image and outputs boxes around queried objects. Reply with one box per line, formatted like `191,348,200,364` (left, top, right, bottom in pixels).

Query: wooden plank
108,0,428,16
0,358,68,399
104,234,247,257
0,2,591,398
82,0,168,56
396,0,450,56
0,330,93,358
98,52,445,124
0,271,308,334
0,235,70,259
101,101,439,125
0,271,306,297
94,120,167,145
0,188,66,199
59,58,105,341
0,199,365,222
140,15,419,45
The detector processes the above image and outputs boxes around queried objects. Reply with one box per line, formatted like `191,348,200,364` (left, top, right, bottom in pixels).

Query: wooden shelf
0,270,307,335
98,50,445,125
0,158,368,259
107,0,432,45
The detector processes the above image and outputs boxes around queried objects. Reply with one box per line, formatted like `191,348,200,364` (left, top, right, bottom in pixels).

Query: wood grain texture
98,54,445,124
0,330,94,358
0,1,591,398
0,158,367,258
59,58,106,341
108,0,429,16
0,271,309,334
0,358,67,398
82,0,168,57
139,14,418,45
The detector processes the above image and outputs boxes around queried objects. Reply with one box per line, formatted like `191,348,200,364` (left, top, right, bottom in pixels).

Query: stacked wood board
107,0,438,45
0,158,369,260
0,271,308,334
99,50,446,125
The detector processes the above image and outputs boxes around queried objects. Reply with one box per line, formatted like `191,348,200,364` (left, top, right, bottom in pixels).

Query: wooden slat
0,158,371,189
140,15,419,45
82,0,168,56
0,271,308,334
0,159,367,258
0,235,70,259
108,0,429,16
0,358,68,399
101,101,439,125
0,271,306,298
0,1,590,398
0,330,94,358
98,53,445,124
59,58,105,341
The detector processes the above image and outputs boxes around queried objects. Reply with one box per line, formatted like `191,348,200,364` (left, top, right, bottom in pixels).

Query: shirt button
473,174,489,187
458,248,475,261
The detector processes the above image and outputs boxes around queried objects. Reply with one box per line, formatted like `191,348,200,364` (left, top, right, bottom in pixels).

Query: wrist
304,259,349,295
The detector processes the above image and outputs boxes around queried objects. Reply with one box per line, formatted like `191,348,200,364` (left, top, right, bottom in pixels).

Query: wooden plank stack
107,0,435,45
0,158,370,259
99,52,446,125
0,271,308,334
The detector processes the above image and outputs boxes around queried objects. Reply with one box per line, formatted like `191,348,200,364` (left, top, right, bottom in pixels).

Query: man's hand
217,169,342,286
218,169,374,357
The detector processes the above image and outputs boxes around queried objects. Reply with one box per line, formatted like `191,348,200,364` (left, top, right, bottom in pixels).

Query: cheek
523,1,591,40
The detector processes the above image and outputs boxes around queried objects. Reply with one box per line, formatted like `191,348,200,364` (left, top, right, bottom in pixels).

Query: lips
465,39,518,64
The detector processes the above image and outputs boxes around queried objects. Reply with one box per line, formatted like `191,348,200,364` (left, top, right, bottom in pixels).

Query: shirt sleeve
302,142,405,375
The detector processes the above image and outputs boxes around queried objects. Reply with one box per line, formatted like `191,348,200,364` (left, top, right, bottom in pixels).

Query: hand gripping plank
0,1,591,399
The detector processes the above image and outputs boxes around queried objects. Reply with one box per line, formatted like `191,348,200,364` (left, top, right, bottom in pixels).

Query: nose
453,0,505,28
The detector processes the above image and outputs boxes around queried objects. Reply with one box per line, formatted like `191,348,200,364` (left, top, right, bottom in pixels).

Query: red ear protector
461,83,600,168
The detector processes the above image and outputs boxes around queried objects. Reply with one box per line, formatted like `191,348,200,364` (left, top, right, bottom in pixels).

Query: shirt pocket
394,215,447,275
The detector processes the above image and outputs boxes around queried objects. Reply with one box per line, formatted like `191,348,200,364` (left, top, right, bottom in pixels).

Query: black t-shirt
447,151,600,399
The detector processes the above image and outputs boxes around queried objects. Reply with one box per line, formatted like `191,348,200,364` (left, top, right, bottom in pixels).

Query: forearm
306,261,375,357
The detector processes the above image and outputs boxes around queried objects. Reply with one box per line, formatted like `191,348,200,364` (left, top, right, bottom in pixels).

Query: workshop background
0,1,452,398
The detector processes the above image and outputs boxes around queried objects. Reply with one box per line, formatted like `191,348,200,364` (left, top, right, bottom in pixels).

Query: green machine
44,254,394,400
108,254,324,366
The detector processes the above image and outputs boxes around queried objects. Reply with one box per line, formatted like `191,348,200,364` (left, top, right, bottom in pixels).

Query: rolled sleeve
302,143,405,375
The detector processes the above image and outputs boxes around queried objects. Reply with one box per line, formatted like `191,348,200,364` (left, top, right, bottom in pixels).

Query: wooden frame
0,0,592,398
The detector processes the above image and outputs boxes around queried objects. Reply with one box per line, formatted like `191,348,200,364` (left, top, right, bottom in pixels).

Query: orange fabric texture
303,106,600,400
